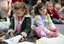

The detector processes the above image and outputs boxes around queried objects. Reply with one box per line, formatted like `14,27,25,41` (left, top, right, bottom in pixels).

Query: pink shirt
41,15,53,37
16,17,22,33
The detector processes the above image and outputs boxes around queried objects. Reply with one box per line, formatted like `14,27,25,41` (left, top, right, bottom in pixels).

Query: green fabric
0,8,8,18
46,14,64,38
46,14,50,28
57,33,64,38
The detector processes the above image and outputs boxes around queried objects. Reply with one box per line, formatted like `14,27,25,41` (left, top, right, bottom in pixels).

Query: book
18,41,35,44
5,35,22,44
36,37,64,44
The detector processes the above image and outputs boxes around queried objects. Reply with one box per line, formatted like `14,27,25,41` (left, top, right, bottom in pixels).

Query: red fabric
47,8,60,19
11,0,23,4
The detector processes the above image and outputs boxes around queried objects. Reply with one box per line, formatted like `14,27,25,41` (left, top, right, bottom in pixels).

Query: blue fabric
33,15,46,29
25,3,29,6
52,18,62,24
38,15,46,27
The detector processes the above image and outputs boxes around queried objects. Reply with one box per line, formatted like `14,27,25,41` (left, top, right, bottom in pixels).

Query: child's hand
60,16,63,18
52,28,59,32
0,38,4,42
0,35,5,42
20,35,24,42
10,32,14,38
10,34,14,38
51,32,58,37
59,18,61,21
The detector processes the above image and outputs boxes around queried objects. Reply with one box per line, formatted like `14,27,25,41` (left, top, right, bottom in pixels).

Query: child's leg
33,27,46,37
52,18,62,24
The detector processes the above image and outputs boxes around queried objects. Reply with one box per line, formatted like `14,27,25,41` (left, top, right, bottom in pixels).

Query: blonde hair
45,1,53,7
55,3,61,8
14,2,29,15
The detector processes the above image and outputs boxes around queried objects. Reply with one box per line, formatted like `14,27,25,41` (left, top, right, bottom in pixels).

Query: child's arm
48,16,56,29
20,17,31,38
59,6,64,13
48,16,58,31
7,17,14,34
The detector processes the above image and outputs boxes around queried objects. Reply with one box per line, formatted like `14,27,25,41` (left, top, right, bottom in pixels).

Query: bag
0,22,10,31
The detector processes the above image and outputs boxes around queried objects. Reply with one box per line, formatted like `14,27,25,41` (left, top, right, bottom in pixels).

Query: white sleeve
7,0,12,3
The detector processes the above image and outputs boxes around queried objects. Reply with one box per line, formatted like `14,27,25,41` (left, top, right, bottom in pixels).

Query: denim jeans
52,18,62,24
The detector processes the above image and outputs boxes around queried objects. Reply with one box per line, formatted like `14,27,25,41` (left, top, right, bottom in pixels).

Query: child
59,6,64,13
54,3,64,20
54,3,61,13
32,3,58,38
31,0,42,17
6,2,33,42
45,1,64,24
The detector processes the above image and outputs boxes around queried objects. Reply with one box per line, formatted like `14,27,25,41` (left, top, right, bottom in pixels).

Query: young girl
32,3,58,38
6,2,33,42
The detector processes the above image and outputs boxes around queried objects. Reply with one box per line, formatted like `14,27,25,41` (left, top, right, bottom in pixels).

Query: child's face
55,7,61,12
47,4,53,11
39,6,47,15
14,9,24,17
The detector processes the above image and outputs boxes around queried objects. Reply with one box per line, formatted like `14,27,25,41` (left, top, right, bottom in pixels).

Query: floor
55,24,64,35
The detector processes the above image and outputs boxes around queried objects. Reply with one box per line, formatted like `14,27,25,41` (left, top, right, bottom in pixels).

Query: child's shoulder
34,15,42,20
35,15,41,18
24,14,31,17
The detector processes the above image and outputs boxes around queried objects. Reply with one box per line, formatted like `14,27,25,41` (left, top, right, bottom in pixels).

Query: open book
5,35,22,44
18,42,34,44
4,35,35,44
36,37,64,44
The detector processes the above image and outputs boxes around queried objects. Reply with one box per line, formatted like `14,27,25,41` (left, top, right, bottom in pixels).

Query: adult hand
7,12,11,17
